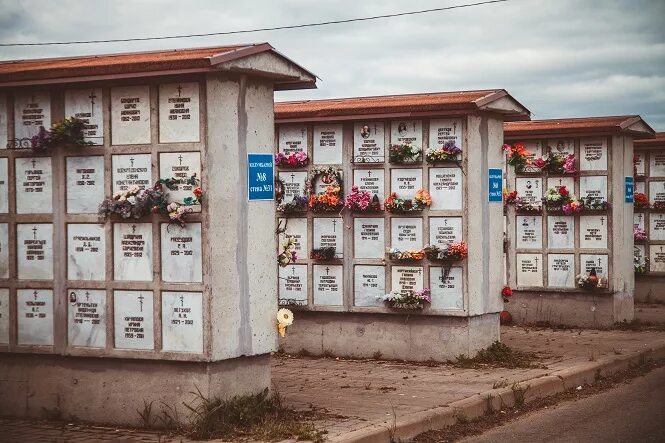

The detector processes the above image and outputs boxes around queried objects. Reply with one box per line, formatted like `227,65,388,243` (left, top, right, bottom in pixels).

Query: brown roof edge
635,132,665,148
504,116,656,139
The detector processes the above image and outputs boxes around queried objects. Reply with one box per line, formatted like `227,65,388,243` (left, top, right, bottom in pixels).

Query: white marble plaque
354,122,385,163
353,169,385,202
429,217,463,248
391,168,423,200
14,92,51,140
634,152,646,176
634,212,645,230
17,224,53,280
65,88,104,145
161,223,202,283
111,86,151,145
313,124,343,164
580,138,608,171
546,176,575,194
159,152,202,204
579,215,608,249
113,223,153,281
68,224,106,281
17,289,53,346
580,254,608,284
635,181,646,194
547,139,574,156
650,152,665,177
113,290,154,350
66,156,105,214
391,217,423,250
429,118,463,151
516,253,543,287
278,217,307,259
515,177,542,207
391,266,423,295
354,265,385,307
162,291,203,353
648,181,665,205
354,218,384,259
67,289,106,348
579,176,608,201
0,158,7,213
391,120,422,148
15,157,52,214
523,141,543,163
548,215,575,249
314,169,342,194
649,213,665,241
313,218,343,258
430,266,463,310
313,264,343,306
0,94,6,149
649,246,665,272
429,168,463,210
278,264,308,306
547,254,575,288
278,125,307,155
0,223,7,279
516,215,542,249
634,245,646,267
279,171,307,201
159,82,200,143
112,154,152,193
0,288,8,344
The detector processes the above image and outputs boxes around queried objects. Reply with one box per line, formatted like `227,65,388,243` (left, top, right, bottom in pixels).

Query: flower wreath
307,166,344,212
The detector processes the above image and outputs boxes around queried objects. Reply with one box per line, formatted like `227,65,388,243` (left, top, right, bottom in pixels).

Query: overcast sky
1,0,663,129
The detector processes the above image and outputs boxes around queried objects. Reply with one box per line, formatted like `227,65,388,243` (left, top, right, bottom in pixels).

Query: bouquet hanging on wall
634,226,647,242
307,167,344,212
275,178,308,215
543,186,582,214
30,118,93,151
310,247,336,261
503,190,541,212
634,255,648,275
539,152,576,175
275,151,309,167
581,196,610,211
344,186,381,212
502,143,531,173
423,241,468,261
384,189,432,212
277,238,298,267
577,268,606,290
386,247,425,261
425,141,461,164
389,143,422,164
98,184,167,220
379,288,431,310
634,192,649,209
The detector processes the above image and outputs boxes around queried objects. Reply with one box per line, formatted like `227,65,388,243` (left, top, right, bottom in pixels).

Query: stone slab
113,290,154,350
67,289,106,348
65,88,104,145
158,82,200,143
17,289,53,346
66,156,105,214
111,86,151,145
353,122,385,163
161,291,203,353
67,223,106,281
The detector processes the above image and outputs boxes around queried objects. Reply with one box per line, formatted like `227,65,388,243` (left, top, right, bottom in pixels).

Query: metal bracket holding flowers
310,247,337,261
423,241,468,262
344,186,381,212
10,117,93,151
274,151,309,168
379,288,431,310
389,143,422,164
386,248,425,261
384,189,432,213
307,167,344,213
275,178,308,215
277,238,298,267
576,268,606,290
504,190,542,213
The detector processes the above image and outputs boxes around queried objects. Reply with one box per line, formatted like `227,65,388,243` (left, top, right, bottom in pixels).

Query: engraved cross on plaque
32,226,38,239
85,291,90,302
129,157,135,168
177,85,183,97
88,91,97,116
31,159,37,169
180,295,184,307
534,256,539,267
367,170,372,178
290,173,295,183
300,128,305,138
131,224,137,234
600,217,605,226
325,266,330,275
138,294,145,312
178,154,183,166
33,290,38,300
332,220,337,232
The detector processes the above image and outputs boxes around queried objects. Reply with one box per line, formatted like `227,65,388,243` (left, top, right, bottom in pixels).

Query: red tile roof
275,90,530,121
504,116,655,138
635,132,665,148
0,43,316,89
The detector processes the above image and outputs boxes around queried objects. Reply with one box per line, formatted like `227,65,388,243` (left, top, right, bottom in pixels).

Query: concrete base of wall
279,312,499,361
0,353,271,426
635,275,665,303
505,291,634,328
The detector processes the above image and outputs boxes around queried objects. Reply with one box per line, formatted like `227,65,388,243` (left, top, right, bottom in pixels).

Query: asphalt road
462,366,665,443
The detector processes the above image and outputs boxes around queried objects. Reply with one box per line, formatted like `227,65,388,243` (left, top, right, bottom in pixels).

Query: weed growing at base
448,341,543,369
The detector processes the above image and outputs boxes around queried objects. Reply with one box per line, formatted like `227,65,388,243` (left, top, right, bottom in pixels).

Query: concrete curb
331,339,665,443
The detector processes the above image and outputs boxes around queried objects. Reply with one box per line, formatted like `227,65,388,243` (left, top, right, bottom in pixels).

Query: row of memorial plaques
632,181,665,204
0,84,201,147
515,253,608,288
278,216,463,260
0,152,201,214
519,139,608,171
633,151,665,178
514,176,609,207
277,119,464,164
515,214,608,250
0,222,201,282
279,167,463,210
0,288,202,353
278,264,463,311
634,244,665,273
633,212,665,241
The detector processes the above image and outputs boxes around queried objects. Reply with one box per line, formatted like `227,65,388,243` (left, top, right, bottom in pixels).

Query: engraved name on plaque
516,253,543,287
113,223,153,281
429,168,463,210
161,223,203,283
580,138,607,171
159,82,200,143
15,157,52,214
391,217,423,250
391,168,423,200
313,124,343,164
516,215,542,249
14,92,51,141
111,85,151,145
113,290,154,350
354,218,385,259
67,224,106,281
162,291,203,353
354,265,385,307
112,154,152,193
391,120,422,148
430,266,463,310
17,224,53,280
547,254,575,288
278,264,307,306
354,169,385,202
17,289,53,346
313,264,343,306
65,88,104,145
159,152,202,205
278,125,307,155
68,289,106,348
66,156,105,214
354,122,385,163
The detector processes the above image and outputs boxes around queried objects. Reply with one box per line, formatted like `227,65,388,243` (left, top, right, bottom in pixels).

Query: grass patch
448,341,543,369
182,387,326,442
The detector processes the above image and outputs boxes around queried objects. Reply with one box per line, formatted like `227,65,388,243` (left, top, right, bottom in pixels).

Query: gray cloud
0,0,663,129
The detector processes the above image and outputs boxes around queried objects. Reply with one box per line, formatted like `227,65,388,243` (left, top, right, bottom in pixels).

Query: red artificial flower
558,186,569,197
193,187,203,198
501,286,513,297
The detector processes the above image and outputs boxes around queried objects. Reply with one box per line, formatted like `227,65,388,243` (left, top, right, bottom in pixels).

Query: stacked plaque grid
633,149,665,273
0,80,209,360
276,118,469,314
508,138,613,291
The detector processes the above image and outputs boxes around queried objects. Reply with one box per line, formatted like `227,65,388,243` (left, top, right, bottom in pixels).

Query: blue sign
625,176,634,203
488,168,503,203
247,153,275,201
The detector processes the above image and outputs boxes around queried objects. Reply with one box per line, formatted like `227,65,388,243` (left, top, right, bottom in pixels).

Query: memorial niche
390,217,423,251
0,288,8,345
67,224,106,281
161,291,203,353
112,154,152,193
353,169,385,203
13,92,51,143
66,156,105,214
312,217,343,259
111,85,151,145
650,152,665,177
353,218,384,259
427,118,463,164
429,168,462,210
579,215,608,249
307,167,343,213
278,125,308,155
391,168,422,200
159,152,202,206
649,246,665,273
634,152,646,177
17,224,53,280
648,181,665,206
65,88,104,145
67,289,106,348
278,264,307,306
278,217,307,259
354,265,385,307
516,253,542,287
547,139,574,156
580,139,607,171
15,157,53,214
276,171,308,214
580,254,609,286
516,215,542,249
389,120,422,164
313,124,343,164
547,254,575,288
429,217,463,249
391,266,424,295
313,264,343,306
160,222,203,283
429,266,463,310
17,289,53,346
159,83,200,143
515,177,542,208
354,122,385,163
649,213,665,241
113,223,153,281
113,290,154,350
547,215,575,249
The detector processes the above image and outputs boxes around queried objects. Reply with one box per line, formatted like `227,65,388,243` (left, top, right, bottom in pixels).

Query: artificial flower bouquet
389,143,422,164
504,189,518,204
277,195,308,215
384,189,432,212
576,269,605,290
379,288,431,310
634,255,648,275
423,241,468,261
543,186,582,214
274,151,309,167
425,141,461,164
387,247,425,261
307,167,344,212
344,186,381,212
502,143,531,173
276,308,294,337
634,192,649,210
581,197,610,212
98,183,167,220
310,247,336,261
504,190,541,212
634,226,647,242
278,238,298,267
541,152,576,175
30,117,93,151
